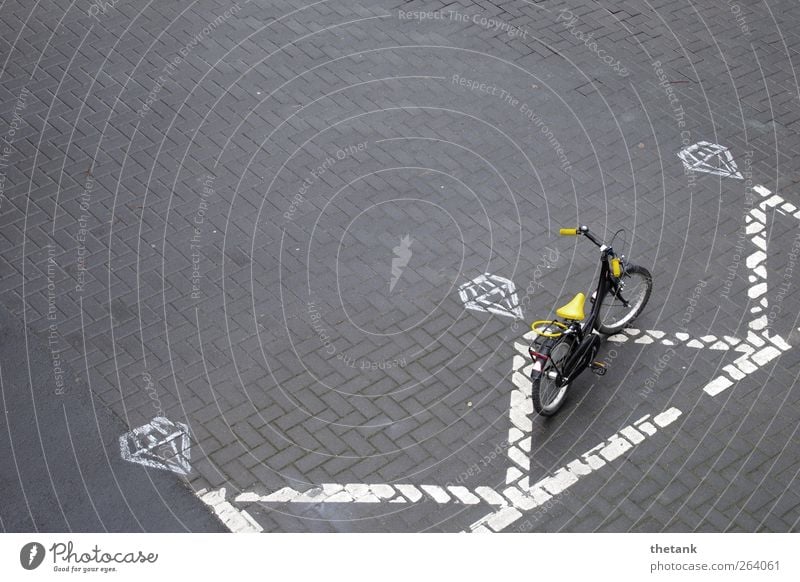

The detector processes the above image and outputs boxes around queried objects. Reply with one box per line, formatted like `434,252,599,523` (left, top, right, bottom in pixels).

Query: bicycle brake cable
609,228,627,257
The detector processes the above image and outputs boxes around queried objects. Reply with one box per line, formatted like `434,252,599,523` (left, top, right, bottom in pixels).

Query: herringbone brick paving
2,0,800,531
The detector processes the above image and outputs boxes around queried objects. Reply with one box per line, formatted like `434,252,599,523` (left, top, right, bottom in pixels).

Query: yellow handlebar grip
559,228,578,236
611,257,622,277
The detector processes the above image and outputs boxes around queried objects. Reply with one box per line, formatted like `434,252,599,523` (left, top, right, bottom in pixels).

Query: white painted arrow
199,183,795,533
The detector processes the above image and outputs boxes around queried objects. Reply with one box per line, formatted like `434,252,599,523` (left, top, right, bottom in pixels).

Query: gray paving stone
2,0,800,533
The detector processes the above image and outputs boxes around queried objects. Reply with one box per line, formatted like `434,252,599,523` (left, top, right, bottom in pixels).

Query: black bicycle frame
557,247,618,384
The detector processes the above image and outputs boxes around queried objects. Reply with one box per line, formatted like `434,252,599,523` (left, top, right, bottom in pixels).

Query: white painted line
234,482,505,506
345,483,379,502
704,377,734,397
475,486,507,506
486,506,523,530
539,468,579,495
467,407,682,532
505,466,523,485
396,484,423,502
653,407,682,427
448,486,481,504
509,446,530,471
701,184,793,396
198,488,263,533
502,486,538,510
252,486,299,503
370,483,395,500
608,328,739,350
598,436,633,462
620,426,646,444
421,485,451,503
751,345,782,366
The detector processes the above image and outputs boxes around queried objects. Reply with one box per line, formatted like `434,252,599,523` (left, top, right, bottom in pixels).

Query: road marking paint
475,486,507,506
396,484,423,502
198,488,263,533
539,467,579,494
634,414,657,436
620,426,646,444
607,328,736,349
226,176,789,528
421,485,451,503
598,435,633,462
503,486,539,510
701,184,792,395
704,376,734,397
653,407,682,427
449,486,482,504
345,483,380,502
119,417,191,475
677,141,743,179
484,506,523,531
233,482,506,506
370,483,395,499
467,406,683,532
458,273,523,319
508,341,538,482
505,466,524,484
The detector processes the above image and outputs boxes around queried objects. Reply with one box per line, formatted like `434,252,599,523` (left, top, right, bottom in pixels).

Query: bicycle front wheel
531,335,576,416
597,264,653,334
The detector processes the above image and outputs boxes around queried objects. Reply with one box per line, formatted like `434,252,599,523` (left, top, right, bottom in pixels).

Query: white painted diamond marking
119,417,191,475
458,273,523,319
678,141,743,179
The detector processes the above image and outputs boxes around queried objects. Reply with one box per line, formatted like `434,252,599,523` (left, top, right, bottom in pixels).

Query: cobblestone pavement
2,0,800,532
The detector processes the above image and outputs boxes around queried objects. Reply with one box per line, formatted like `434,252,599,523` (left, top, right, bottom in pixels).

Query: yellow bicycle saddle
556,293,586,321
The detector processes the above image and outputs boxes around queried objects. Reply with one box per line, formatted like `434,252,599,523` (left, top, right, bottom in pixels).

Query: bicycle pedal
589,361,607,376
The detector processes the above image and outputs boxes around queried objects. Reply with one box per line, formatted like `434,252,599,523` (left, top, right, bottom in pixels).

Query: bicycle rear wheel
531,335,576,416
597,264,653,334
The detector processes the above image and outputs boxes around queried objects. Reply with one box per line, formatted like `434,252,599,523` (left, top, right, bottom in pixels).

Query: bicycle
528,226,653,416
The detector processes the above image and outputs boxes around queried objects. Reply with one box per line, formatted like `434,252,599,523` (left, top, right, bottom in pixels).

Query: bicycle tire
597,264,653,334
531,334,576,416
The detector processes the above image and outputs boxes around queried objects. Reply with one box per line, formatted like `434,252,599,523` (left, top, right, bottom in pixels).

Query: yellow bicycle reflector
559,228,578,236
611,257,622,277
530,320,568,337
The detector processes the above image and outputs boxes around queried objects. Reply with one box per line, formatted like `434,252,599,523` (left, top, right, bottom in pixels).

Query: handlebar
559,225,624,276
559,225,603,247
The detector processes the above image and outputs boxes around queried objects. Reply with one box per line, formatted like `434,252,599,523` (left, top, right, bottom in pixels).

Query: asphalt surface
1,0,800,532
0,302,226,531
